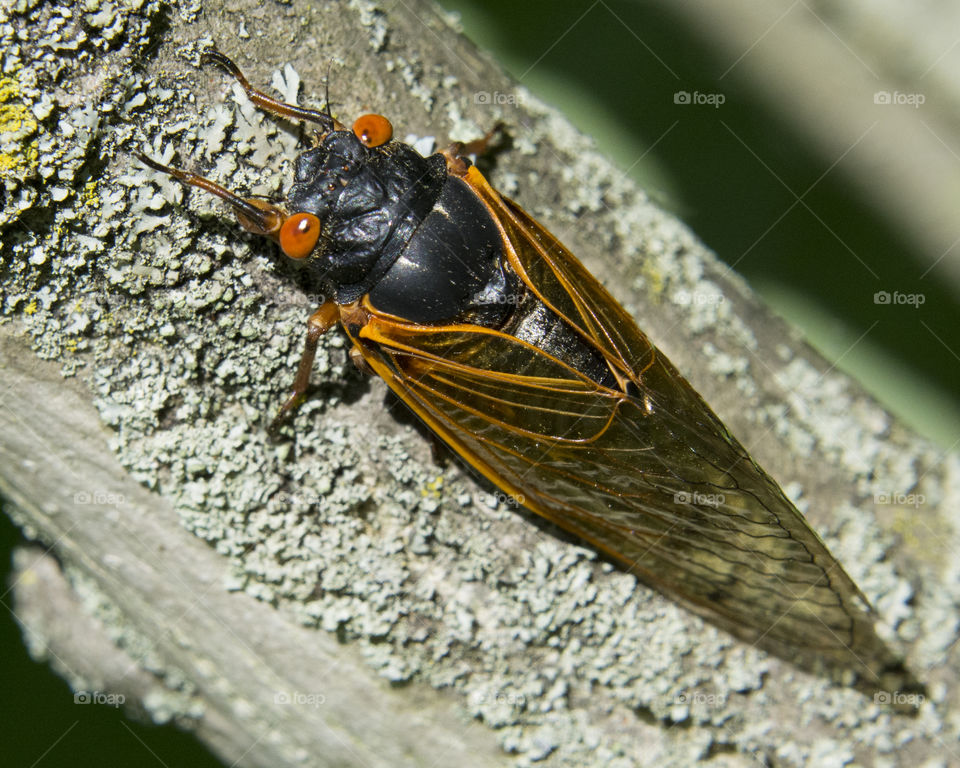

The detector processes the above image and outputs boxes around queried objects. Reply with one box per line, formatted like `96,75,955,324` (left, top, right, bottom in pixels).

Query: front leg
441,123,505,176
270,301,341,432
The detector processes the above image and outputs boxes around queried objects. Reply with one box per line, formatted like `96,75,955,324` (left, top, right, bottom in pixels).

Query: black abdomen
504,299,619,390
367,176,506,323
368,174,616,390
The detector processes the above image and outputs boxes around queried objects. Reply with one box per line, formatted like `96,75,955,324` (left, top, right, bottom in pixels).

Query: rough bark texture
1,0,958,766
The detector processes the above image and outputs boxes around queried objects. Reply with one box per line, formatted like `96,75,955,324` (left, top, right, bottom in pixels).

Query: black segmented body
289,130,618,390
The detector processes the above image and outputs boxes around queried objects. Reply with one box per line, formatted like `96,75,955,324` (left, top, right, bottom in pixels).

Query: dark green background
0,512,225,768
3,2,957,766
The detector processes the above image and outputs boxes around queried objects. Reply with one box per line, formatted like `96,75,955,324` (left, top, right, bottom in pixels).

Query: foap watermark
469,690,527,708
474,91,525,107
674,691,727,708
471,289,524,306
74,690,125,708
874,492,925,509
674,491,724,508
874,290,925,308
874,90,925,108
258,283,329,310
673,290,724,306
874,690,924,708
274,690,326,709
275,491,326,508
479,490,526,509
674,90,725,108
74,490,125,508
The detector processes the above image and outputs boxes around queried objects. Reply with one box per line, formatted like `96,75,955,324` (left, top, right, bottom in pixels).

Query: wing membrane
350,168,912,687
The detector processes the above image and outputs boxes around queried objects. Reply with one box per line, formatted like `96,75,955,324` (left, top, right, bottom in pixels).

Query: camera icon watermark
73,490,126,507
276,491,325,507
471,289,524,306
874,492,925,509
674,491,725,508
674,90,725,108
874,90,925,108
673,290,724,306
873,290,925,308
874,690,924,707
479,491,526,508
469,690,527,707
274,690,326,708
474,91,524,107
675,691,727,707
74,690,125,708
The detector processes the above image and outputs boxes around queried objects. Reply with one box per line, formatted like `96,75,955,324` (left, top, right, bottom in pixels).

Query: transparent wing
348,167,913,689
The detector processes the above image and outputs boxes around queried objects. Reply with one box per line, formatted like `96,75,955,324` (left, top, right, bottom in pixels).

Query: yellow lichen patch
421,475,444,498
0,141,39,175
82,180,100,208
642,261,664,300
0,76,40,178
0,101,31,132
0,76,22,107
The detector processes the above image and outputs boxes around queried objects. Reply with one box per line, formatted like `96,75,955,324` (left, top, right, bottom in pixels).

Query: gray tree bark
1,0,957,766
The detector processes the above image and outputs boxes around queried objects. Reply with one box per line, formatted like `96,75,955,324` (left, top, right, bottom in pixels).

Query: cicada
137,51,918,697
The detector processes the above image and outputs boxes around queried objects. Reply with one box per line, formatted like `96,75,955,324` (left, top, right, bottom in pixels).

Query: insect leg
348,346,374,375
271,301,341,431
441,123,505,175
425,432,452,468
203,50,344,133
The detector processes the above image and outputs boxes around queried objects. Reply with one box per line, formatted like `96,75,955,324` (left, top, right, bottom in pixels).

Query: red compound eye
352,114,393,148
279,213,321,259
